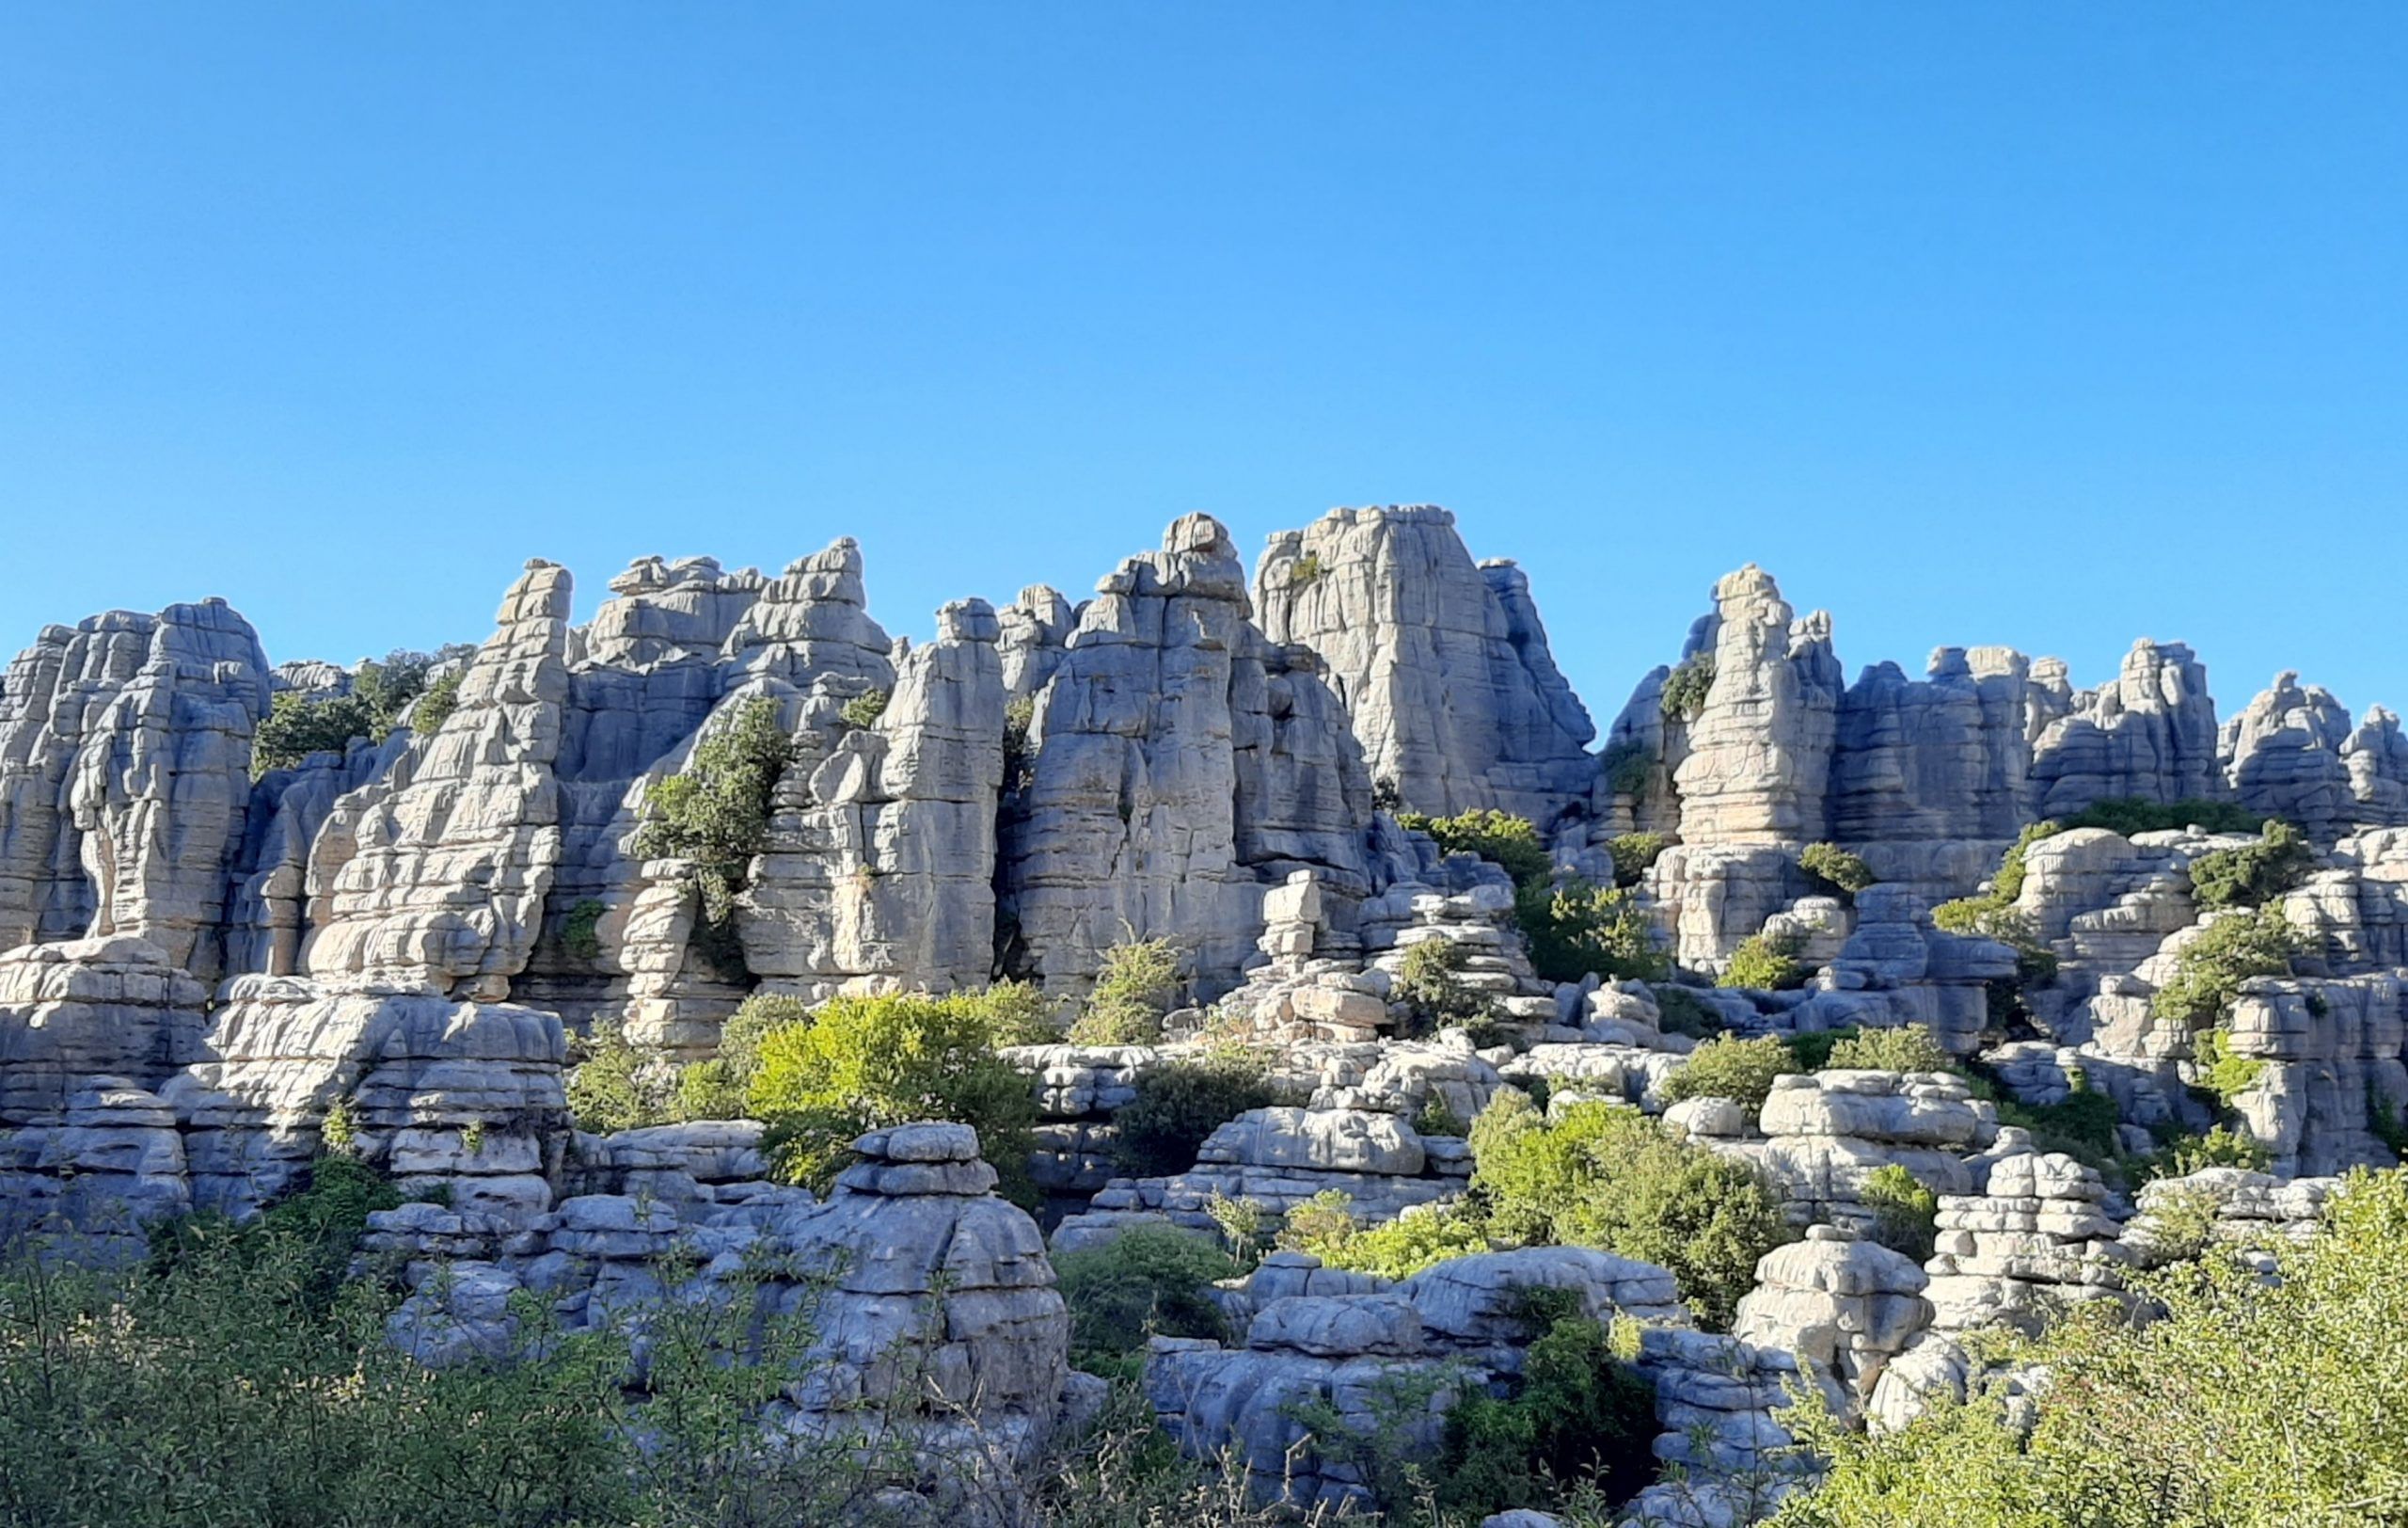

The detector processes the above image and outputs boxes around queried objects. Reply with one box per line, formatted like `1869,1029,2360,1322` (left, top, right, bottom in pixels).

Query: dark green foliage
1438,1314,1658,1513
1826,1024,1952,1073
407,668,464,734
1720,930,1810,990
1396,807,1553,886
1413,1097,1470,1138
1370,775,1402,811
837,687,890,730
1652,983,1725,1038
1606,830,1671,888
1659,652,1717,722
1659,1034,1795,1113
632,696,794,972
1001,693,1038,791
149,1155,403,1315
1783,1027,1854,1073
1110,1055,1283,1177
2061,796,2266,837
1860,1164,1939,1263
560,897,606,961
2368,1086,2408,1159
1393,935,1496,1032
1601,742,1653,799
2151,906,2298,1029
1068,936,1182,1044
1470,1094,1791,1328
1799,841,1877,897
249,647,472,778
563,1018,662,1134
2188,820,2314,910
2148,1125,2271,1178
746,988,1050,1205
1054,1229,1239,1378
1515,877,1669,983
1996,1089,2125,1172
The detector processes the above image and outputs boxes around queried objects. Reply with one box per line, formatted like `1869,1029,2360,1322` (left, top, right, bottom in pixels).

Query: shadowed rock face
2029,638,2224,819
1254,504,1593,824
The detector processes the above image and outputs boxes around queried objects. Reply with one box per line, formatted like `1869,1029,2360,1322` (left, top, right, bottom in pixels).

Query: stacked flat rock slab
374,1122,1073,1512
1002,1042,1164,1200
2122,1166,2342,1265
2213,972,2405,1175
2343,708,2408,825
1625,1325,1806,1521
1791,883,2019,1056
1732,1070,1998,1232
229,731,412,978
743,599,1007,998
302,561,574,999
998,585,1076,701
1253,505,1594,823
2221,671,2357,840
2028,639,2225,819
1921,1150,2129,1336
2291,828,2408,972
0,600,272,983
1732,1226,1932,1421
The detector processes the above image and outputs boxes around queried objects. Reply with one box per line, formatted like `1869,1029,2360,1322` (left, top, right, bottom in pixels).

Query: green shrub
2188,819,2314,910
1054,1228,1239,1377
1288,551,1325,585
1111,1055,1283,1177
1861,1164,1939,1263
1660,652,1717,722
2372,1086,2408,1160
407,667,464,734
1302,1200,1494,1281
1437,1313,1658,1514
1001,693,1038,791
1782,1027,1854,1073
1069,935,1183,1044
1719,931,1809,991
745,989,1046,1205
1516,877,1669,983
1799,841,1877,898
2194,1026,2267,1107
1607,831,1671,887
2151,906,2298,1029
1601,742,1654,799
561,898,606,961
1653,984,1725,1038
1826,1024,1952,1074
2061,796,2266,837
836,687,889,730
248,647,472,778
1275,1188,1358,1253
1414,1097,1471,1138
1396,808,1553,886
1393,935,1495,1032
1204,1191,1266,1263
1659,1034,1794,1114
565,1019,665,1134
1469,1094,1790,1328
1772,1169,2408,1528
632,696,794,972
2149,1125,2271,1178
1995,1087,2126,1173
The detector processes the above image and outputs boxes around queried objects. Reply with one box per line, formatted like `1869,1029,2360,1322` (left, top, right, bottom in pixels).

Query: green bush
1414,1097,1471,1138
1301,1200,1493,1281
1068,936,1183,1044
2151,906,2299,1029
1607,831,1671,887
1658,1034,1794,1114
1719,931,1810,991
2188,819,2314,910
1782,1027,1854,1073
249,647,472,778
1288,551,1325,585
1772,1168,2408,1528
1653,984,1725,1038
1601,742,1653,799
746,988,1047,1205
1396,808,1553,886
1437,1313,1658,1514
1994,1087,2126,1173
632,696,794,973
836,687,890,730
1799,841,1877,898
1110,1055,1283,1177
1660,652,1717,722
1469,1094,1790,1328
2060,796,2266,837
407,668,464,734
1826,1024,1952,1074
560,898,606,961
564,1019,665,1134
1393,935,1496,1032
1516,877,1669,983
2149,1125,2271,1178
1001,693,1038,791
2194,1026,2267,1107
1054,1229,1239,1378
1861,1164,1939,1263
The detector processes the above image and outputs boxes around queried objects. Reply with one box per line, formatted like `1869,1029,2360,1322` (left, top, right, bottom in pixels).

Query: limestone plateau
3,502,2403,1524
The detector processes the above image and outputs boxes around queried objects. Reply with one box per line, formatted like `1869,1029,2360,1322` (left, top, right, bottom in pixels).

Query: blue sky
3,6,2402,727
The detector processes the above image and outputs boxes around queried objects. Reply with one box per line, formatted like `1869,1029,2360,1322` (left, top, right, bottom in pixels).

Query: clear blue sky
4,6,2403,726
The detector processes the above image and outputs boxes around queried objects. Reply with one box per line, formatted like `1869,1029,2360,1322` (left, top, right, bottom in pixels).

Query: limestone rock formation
1254,505,1593,822
2029,639,2223,818
1672,565,1843,846
2222,671,2356,839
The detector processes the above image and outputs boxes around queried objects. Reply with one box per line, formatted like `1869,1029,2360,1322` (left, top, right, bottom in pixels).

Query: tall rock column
2343,707,2408,827
1254,504,1594,823
1671,564,1842,845
743,598,1008,997
301,561,573,999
